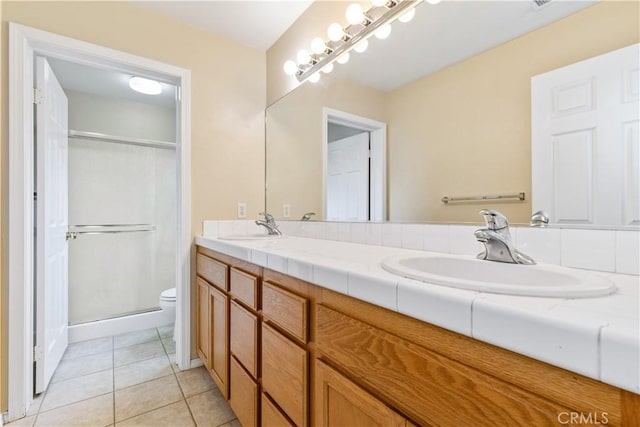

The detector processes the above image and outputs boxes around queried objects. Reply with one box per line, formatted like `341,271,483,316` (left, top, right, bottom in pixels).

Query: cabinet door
196,278,210,368
209,285,229,398
230,300,259,378
315,360,406,427
262,323,308,426
230,356,259,427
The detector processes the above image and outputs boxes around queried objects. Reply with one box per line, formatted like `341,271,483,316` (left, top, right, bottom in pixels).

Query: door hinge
33,88,43,105
33,345,43,362
33,191,38,201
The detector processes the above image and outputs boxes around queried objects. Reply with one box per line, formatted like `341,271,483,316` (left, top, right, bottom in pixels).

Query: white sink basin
382,254,616,298
218,233,283,241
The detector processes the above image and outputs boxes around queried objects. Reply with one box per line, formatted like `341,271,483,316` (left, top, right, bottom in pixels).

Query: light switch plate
283,203,291,218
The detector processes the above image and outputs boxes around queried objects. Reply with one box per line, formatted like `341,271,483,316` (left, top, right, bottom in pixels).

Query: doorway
8,23,192,421
322,108,387,222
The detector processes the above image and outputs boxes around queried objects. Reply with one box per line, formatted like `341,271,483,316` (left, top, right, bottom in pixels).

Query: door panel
35,56,69,393
327,132,369,221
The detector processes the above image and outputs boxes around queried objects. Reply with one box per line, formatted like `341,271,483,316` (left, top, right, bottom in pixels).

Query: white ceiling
135,0,313,51
331,0,598,92
46,57,177,108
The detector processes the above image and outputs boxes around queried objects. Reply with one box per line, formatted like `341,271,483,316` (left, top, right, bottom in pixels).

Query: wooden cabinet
195,277,211,369
315,360,407,427
209,285,229,398
230,356,259,427
196,246,637,427
262,281,309,343
262,393,295,427
230,267,259,310
262,323,308,426
230,300,259,378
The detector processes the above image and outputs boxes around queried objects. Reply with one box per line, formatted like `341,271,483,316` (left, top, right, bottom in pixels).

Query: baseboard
69,310,172,343
190,358,204,369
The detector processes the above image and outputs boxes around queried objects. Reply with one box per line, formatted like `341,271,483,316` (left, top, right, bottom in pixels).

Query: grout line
171,353,198,426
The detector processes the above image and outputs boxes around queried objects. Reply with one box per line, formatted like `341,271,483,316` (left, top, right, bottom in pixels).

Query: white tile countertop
195,234,640,394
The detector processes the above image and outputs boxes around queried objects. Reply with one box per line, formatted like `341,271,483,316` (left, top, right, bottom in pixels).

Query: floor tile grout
12,326,233,427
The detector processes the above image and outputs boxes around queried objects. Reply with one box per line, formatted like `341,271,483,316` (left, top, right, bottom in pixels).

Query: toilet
159,287,177,340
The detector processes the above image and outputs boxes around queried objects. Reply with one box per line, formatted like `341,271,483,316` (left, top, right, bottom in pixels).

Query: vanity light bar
291,0,423,83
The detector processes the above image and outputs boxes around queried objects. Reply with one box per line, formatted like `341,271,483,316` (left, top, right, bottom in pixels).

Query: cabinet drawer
262,323,308,427
196,253,228,291
230,267,259,310
230,356,258,427
262,393,295,427
230,300,259,378
263,281,308,343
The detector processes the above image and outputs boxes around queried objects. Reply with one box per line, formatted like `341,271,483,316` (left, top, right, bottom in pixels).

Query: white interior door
327,132,369,221
35,57,69,393
532,43,640,227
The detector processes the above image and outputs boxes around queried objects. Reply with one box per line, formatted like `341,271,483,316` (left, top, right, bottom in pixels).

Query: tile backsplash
202,220,639,276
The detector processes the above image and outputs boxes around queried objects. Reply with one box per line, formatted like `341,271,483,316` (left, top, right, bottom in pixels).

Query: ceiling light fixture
283,0,429,83
128,76,162,95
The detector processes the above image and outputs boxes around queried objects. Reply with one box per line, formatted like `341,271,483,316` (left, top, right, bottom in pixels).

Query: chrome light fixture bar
292,0,423,83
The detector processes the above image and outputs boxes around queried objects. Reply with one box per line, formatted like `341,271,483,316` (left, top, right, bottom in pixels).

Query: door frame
7,23,192,420
322,108,387,221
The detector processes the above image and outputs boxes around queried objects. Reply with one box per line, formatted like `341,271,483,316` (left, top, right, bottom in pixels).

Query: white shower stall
65,89,176,329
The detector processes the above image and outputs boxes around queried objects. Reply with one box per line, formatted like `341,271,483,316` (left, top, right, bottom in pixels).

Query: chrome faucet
474,209,535,265
301,212,315,221
255,212,282,235
530,210,550,227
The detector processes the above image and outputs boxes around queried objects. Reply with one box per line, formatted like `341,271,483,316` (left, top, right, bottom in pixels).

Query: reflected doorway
323,108,387,222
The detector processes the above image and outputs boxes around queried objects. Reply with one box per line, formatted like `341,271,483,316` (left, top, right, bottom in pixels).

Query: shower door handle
65,232,78,241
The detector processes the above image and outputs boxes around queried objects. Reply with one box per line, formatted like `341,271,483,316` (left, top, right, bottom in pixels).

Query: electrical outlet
283,204,291,218
237,202,247,218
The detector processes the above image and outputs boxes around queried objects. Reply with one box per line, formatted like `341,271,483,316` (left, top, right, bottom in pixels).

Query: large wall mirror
265,0,639,227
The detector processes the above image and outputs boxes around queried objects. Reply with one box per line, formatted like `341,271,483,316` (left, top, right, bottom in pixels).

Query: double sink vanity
194,217,639,426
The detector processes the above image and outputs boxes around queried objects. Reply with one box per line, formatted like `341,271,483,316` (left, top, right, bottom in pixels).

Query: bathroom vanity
195,235,639,426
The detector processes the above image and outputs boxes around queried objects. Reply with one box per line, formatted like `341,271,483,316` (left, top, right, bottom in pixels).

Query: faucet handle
479,209,509,230
258,212,274,222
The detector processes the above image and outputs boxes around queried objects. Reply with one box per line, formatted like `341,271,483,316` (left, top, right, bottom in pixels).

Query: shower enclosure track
68,129,176,150
68,224,156,235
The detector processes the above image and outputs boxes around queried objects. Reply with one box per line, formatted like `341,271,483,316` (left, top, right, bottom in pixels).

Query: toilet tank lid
161,288,176,299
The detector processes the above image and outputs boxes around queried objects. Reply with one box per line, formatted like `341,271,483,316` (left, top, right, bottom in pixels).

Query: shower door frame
7,22,193,421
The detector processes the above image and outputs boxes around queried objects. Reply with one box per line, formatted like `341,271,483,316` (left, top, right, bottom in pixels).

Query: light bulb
425,0,442,4
398,8,415,22
283,60,298,76
321,63,334,74
336,52,350,64
297,49,311,64
354,39,368,53
371,0,387,6
308,73,320,83
311,37,327,55
346,3,365,25
328,23,345,42
375,24,391,39
129,77,162,95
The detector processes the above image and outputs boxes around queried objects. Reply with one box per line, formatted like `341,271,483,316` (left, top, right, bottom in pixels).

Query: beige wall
386,1,639,223
266,0,347,106
266,75,386,220
1,0,266,411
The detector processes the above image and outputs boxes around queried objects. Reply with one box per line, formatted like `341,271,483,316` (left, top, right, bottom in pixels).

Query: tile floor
6,325,240,427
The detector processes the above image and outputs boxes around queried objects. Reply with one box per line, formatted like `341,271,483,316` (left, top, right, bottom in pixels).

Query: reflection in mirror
266,0,640,227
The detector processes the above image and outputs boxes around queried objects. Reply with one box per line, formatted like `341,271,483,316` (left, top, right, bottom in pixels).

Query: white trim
68,310,172,344
8,23,192,421
322,107,387,221
190,358,204,369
